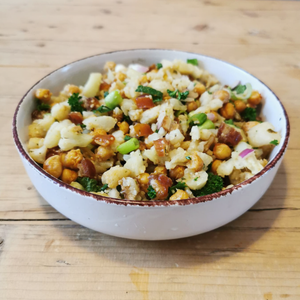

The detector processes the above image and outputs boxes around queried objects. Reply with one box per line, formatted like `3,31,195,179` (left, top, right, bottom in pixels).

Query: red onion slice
239,148,254,158
207,112,216,122
128,64,149,73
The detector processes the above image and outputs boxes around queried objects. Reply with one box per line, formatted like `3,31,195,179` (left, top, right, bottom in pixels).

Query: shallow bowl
12,49,290,240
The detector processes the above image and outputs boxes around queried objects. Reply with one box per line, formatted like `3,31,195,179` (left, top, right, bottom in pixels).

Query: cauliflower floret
115,64,126,72
172,76,192,91
51,101,70,121
82,73,102,97
120,99,137,115
169,98,187,111
108,188,121,199
129,109,143,122
44,119,73,148
142,146,160,164
183,169,208,190
165,147,187,170
166,129,185,148
82,116,117,131
124,150,146,176
190,126,201,141
197,152,213,171
172,59,203,79
58,125,93,151
157,102,174,130
234,141,252,152
102,166,132,188
111,130,125,152
27,138,44,150
119,177,140,200
29,144,47,164
247,122,281,147
149,79,173,95
94,159,114,174
127,68,143,80
28,114,55,138
82,111,95,119
217,151,264,177
178,114,189,134
140,105,160,124
201,70,219,88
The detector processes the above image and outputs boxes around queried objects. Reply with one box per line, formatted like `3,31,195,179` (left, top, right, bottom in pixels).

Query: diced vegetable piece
188,113,207,125
230,83,252,101
187,59,198,66
135,96,155,109
82,73,102,98
153,138,169,157
198,119,215,130
117,138,140,154
104,90,123,109
134,124,153,137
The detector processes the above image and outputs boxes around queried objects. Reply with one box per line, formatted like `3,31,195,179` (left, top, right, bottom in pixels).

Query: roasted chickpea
35,89,52,102
154,166,168,175
211,160,222,174
213,90,230,102
242,121,259,132
61,149,83,169
213,143,232,160
187,101,199,112
139,75,148,84
193,83,206,95
66,85,80,95
169,190,189,200
169,165,185,180
43,155,63,178
234,100,247,113
61,169,78,184
219,102,235,119
117,121,129,134
116,72,126,82
248,91,262,107
137,173,150,193
187,153,204,172
95,146,114,161
104,61,116,71
180,141,191,150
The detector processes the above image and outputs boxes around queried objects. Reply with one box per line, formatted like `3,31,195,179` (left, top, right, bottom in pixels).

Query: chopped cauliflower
124,150,146,176
149,79,173,95
183,169,208,190
102,166,132,188
51,101,70,121
119,177,140,200
28,144,47,164
28,114,55,138
108,188,121,199
82,73,102,97
166,129,185,147
83,116,117,131
129,109,143,122
120,99,137,116
165,148,187,170
140,105,161,124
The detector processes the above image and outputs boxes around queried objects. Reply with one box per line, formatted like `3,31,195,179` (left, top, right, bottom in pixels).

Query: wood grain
0,0,300,299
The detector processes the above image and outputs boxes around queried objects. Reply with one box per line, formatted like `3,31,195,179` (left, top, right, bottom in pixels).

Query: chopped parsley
104,91,109,98
241,107,257,121
94,105,113,113
68,93,85,114
270,140,279,146
233,84,247,95
156,63,163,70
187,58,198,66
155,129,159,133
124,135,132,141
167,89,189,101
135,85,163,103
123,115,132,124
147,185,157,199
186,156,191,160
192,173,223,197
36,100,50,111
224,119,234,125
77,177,107,193
207,91,212,94
194,177,199,181
79,124,86,129
169,181,187,197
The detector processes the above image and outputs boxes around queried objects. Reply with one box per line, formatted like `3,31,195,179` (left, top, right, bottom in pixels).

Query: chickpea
242,121,260,132
92,129,107,136
193,83,206,95
248,91,262,107
213,90,230,102
208,111,219,122
211,160,222,175
187,153,204,172
117,121,129,134
169,166,185,180
219,102,235,120
43,155,63,178
163,95,171,101
139,75,148,84
66,85,80,95
95,146,114,161
234,100,247,113
213,143,232,160
137,173,150,192
187,101,199,112
61,149,83,170
61,169,78,184
116,72,126,82
154,166,168,175
180,141,191,150
35,89,52,102
104,61,116,71
169,190,189,200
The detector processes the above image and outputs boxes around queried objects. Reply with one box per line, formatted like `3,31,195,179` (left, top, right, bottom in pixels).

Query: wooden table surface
1,0,300,299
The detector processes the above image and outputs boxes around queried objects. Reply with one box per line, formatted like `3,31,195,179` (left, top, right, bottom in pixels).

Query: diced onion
128,64,149,73
231,83,253,101
239,148,254,158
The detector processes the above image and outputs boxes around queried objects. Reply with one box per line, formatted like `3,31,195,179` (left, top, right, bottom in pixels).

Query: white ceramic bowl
13,49,290,240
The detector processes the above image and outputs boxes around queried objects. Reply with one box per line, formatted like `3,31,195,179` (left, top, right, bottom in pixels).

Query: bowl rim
12,48,290,207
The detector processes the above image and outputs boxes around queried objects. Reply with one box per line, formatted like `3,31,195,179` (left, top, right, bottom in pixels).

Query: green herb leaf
192,173,223,197
147,185,157,199
233,84,247,95
186,156,191,160
194,177,199,181
36,100,50,111
167,89,189,101
187,59,198,66
224,119,234,125
79,124,86,129
99,184,108,192
167,89,178,98
156,63,163,70
124,135,132,141
123,115,132,124
95,105,113,113
68,93,85,114
207,91,212,95
77,177,101,193
135,85,163,103
155,129,159,133
169,182,187,197
270,140,279,146
104,91,109,98
241,107,257,121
